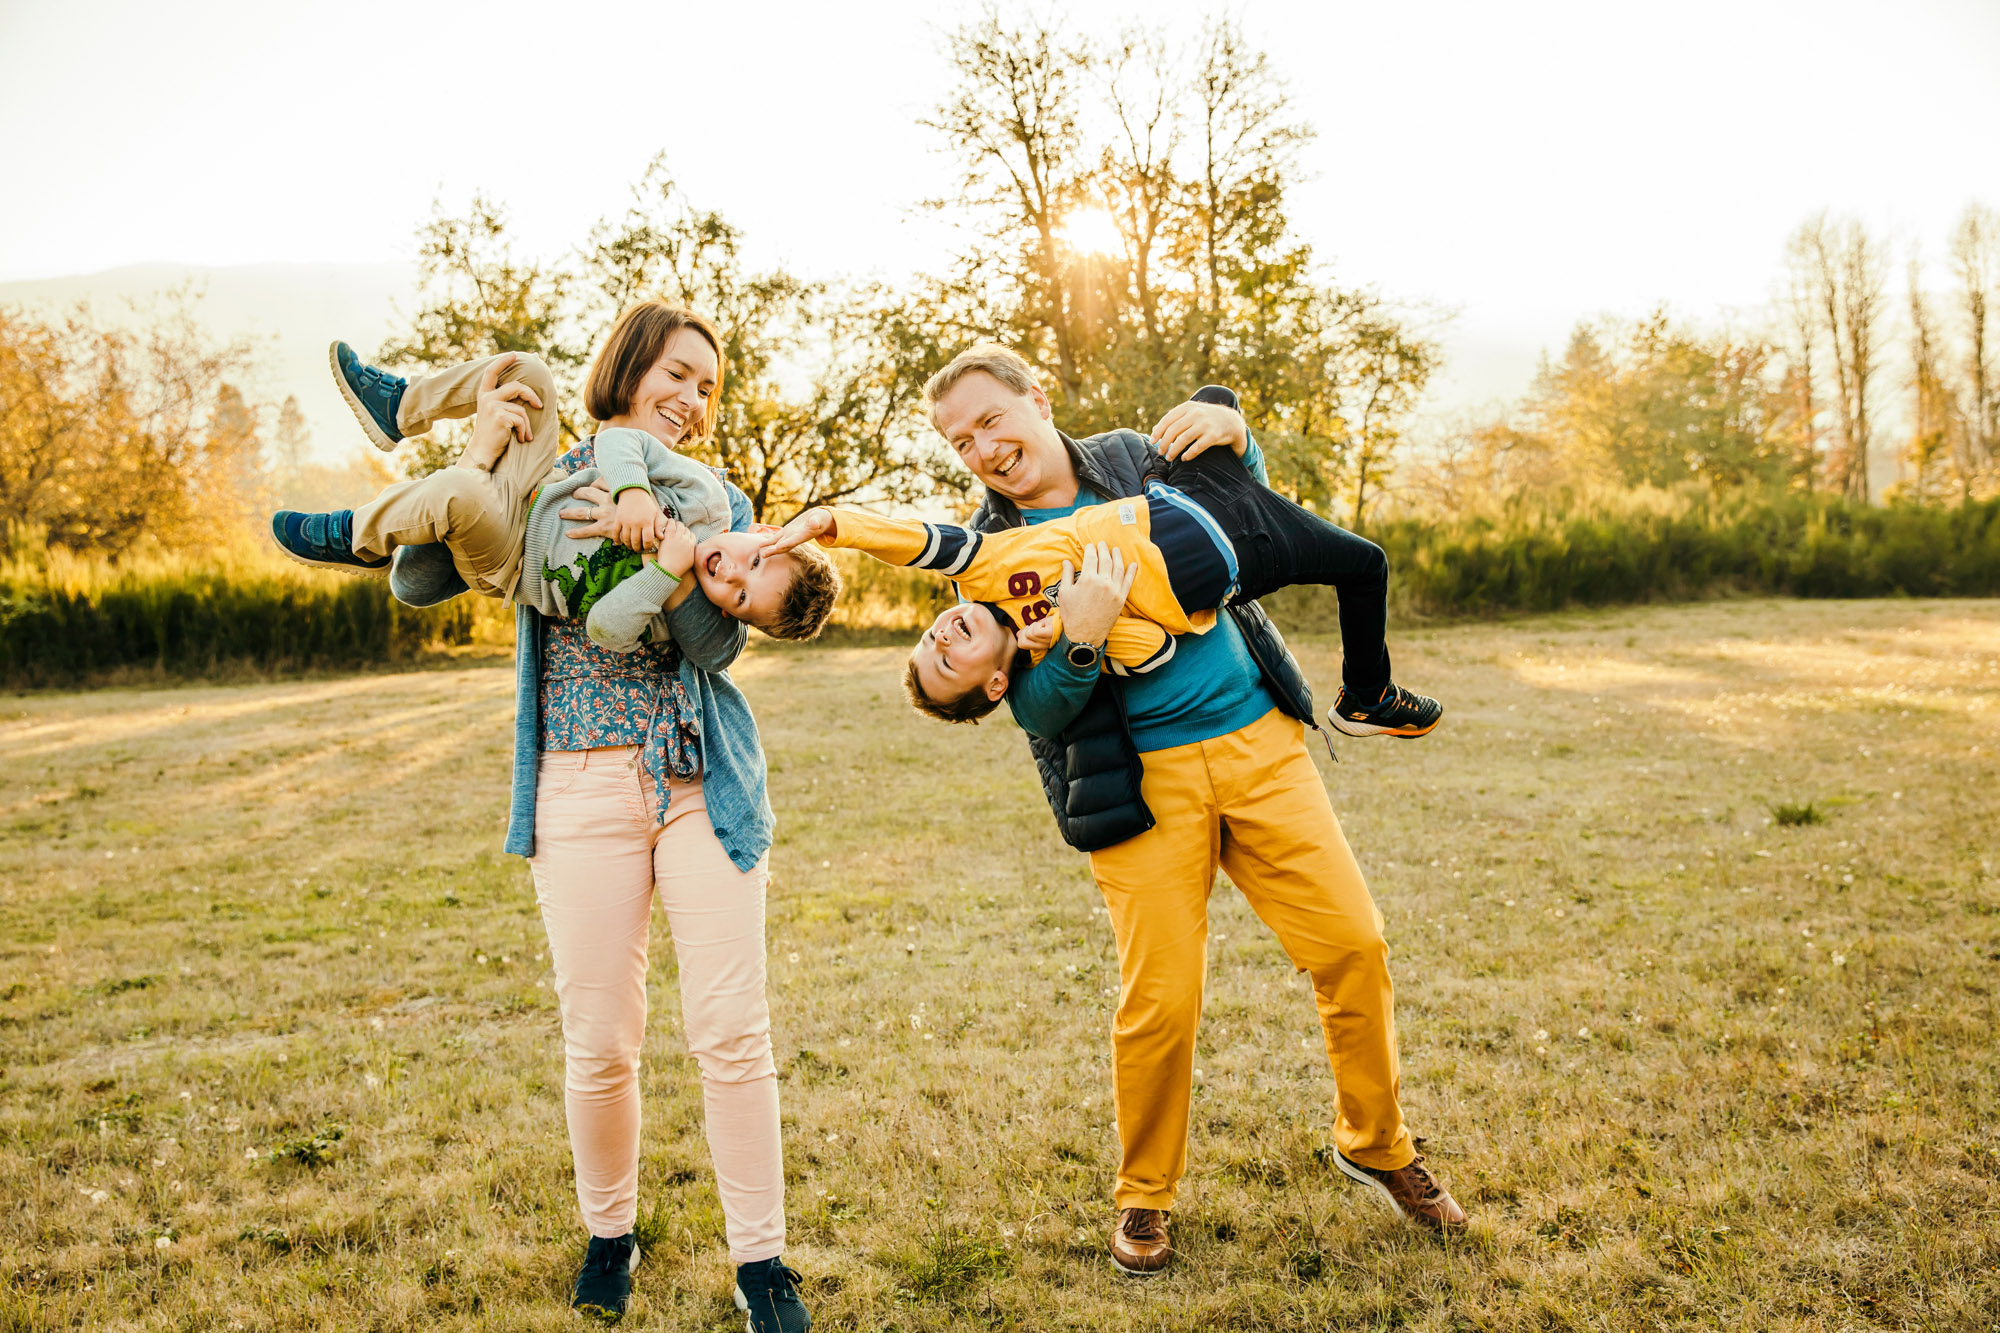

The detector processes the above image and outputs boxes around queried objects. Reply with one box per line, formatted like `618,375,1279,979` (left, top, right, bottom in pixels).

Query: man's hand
558,484,618,542
611,488,663,552
761,507,835,556
1056,541,1138,651
462,353,544,471
652,516,697,578
1150,400,1248,462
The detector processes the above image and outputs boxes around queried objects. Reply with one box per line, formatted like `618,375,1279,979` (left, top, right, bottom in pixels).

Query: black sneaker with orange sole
1327,682,1444,738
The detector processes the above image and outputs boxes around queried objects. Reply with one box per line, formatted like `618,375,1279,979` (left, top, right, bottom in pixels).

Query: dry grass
2,598,1996,1332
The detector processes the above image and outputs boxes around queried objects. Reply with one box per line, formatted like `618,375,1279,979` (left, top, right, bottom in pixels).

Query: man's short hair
921,343,1039,432
762,541,842,641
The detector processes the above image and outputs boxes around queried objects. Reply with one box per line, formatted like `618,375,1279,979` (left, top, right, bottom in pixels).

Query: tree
1949,202,1998,493
1787,214,1887,502
1903,260,1962,502
272,395,311,476
383,160,956,521
920,11,1432,523
379,194,583,476
0,295,263,557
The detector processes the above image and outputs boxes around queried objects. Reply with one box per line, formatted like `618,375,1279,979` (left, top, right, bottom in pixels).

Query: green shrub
0,550,495,687
1264,492,2000,625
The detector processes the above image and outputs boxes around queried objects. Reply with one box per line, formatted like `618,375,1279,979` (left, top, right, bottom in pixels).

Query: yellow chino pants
1087,707,1415,1211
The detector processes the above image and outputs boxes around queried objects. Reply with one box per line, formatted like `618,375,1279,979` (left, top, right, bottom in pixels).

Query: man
927,343,1466,1275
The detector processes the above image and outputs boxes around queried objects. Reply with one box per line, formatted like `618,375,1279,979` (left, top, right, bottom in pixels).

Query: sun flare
1058,208,1124,257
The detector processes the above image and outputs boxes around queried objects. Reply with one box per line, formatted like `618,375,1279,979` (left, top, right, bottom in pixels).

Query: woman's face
608,326,718,447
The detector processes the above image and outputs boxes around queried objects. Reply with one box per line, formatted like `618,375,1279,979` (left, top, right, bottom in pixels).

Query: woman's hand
611,488,663,552
462,353,543,471
653,516,698,578
558,484,618,542
761,507,835,556
1150,400,1247,462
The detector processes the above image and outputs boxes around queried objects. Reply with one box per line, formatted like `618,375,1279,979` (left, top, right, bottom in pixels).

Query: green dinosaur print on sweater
544,541,647,623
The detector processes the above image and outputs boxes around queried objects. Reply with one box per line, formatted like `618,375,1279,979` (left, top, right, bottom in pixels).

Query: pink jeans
528,746,784,1262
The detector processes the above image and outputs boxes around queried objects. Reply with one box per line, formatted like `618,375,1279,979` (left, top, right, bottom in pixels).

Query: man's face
910,602,1014,705
694,525,794,626
932,371,1077,510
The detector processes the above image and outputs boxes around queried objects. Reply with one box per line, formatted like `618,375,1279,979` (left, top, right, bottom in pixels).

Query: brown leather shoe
1335,1143,1469,1232
1110,1207,1172,1275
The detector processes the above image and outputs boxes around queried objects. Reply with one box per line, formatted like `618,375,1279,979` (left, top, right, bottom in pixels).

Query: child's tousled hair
586,302,725,441
760,542,842,641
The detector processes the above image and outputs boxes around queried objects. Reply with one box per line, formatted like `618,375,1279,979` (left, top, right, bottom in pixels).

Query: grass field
3,598,1997,1332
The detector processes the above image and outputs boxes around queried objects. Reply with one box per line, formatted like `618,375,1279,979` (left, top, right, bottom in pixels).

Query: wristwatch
1064,638,1102,670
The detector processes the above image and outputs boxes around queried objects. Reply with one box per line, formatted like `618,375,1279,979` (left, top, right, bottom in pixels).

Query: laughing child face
906,601,1017,718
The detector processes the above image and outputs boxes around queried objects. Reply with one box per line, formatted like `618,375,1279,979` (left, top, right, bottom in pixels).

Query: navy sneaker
389,542,468,608
571,1233,639,1324
734,1257,811,1332
1328,682,1444,738
269,510,389,576
330,340,407,452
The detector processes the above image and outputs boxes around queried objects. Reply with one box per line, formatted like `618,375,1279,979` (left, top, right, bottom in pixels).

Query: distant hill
0,262,417,467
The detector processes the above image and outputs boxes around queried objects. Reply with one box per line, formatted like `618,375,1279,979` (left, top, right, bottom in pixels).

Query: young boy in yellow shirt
763,444,1442,736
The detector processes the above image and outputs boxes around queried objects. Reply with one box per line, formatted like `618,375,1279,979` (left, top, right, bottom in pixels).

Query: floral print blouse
537,437,702,796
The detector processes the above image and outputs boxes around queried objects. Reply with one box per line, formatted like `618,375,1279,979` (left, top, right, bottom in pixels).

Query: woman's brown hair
584,301,725,441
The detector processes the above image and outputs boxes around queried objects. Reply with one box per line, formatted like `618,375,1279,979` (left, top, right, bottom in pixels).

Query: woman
487,301,811,1330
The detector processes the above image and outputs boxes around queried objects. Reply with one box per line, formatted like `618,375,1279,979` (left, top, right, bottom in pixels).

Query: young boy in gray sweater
270,340,840,647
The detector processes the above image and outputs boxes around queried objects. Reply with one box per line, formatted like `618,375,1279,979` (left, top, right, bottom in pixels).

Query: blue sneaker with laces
269,510,389,575
330,340,407,452
389,542,469,607
734,1257,811,1332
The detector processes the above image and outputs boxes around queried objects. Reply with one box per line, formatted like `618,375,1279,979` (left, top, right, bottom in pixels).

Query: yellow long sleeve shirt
816,501,1219,673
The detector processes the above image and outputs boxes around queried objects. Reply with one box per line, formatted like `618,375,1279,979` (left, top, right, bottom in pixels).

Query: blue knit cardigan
503,481,774,872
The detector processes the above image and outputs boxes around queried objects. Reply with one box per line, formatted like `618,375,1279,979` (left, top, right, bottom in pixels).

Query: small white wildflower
178,1091,192,1102
1577,1027,1590,1039
922,1032,933,1041
1534,1029,1549,1042
1832,954,1847,966
1504,900,1516,908
475,954,488,965
244,1148,258,1161
905,942,915,953
788,952,800,963
369,1017,385,1031
151,1158,165,1167
88,1188,109,1203
155,1235,172,1250
1535,1046,1546,1056
826,1132,839,1143
821,860,831,868
909,1014,922,1030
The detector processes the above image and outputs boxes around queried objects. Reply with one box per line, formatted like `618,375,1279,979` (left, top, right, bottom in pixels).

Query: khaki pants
1087,707,1415,1211
350,352,562,598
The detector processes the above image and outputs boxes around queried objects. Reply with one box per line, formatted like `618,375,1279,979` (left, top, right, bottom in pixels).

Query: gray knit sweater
514,427,731,652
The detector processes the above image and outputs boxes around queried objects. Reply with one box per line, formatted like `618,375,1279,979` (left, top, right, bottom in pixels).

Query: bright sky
3,0,1998,414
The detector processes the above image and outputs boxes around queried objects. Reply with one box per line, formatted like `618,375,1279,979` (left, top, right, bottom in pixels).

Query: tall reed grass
1265,491,2000,625
0,549,498,688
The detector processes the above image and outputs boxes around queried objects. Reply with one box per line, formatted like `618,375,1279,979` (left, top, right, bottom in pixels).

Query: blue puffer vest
968,388,1318,852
